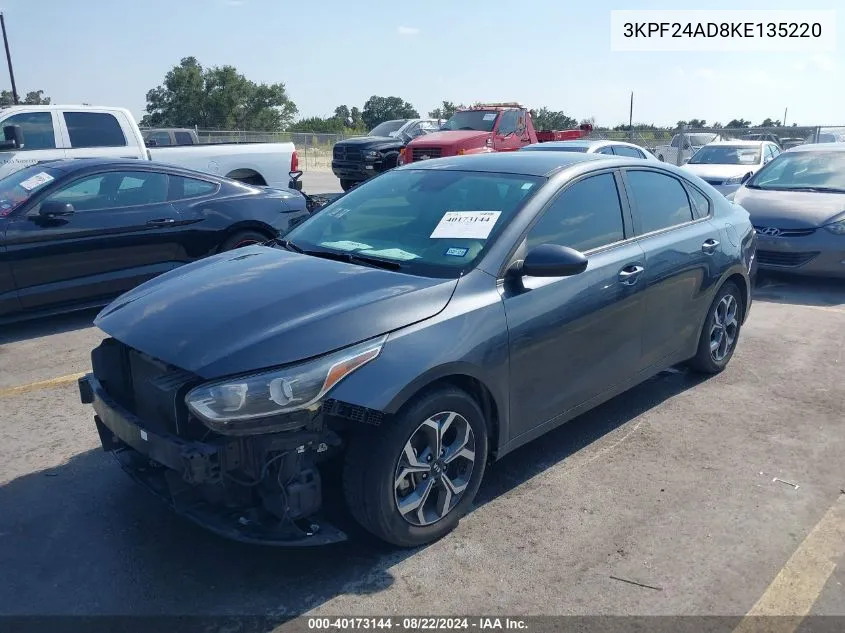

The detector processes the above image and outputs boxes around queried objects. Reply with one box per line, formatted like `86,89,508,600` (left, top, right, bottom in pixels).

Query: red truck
399,103,592,165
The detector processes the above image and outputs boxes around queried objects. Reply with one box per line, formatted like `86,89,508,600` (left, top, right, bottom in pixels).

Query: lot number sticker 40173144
430,211,501,239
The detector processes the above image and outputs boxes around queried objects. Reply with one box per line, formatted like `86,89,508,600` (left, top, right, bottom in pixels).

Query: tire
688,281,743,374
340,179,358,192
220,230,270,251
343,386,489,547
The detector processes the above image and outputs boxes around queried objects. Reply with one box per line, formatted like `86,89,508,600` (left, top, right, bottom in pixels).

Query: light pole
0,13,19,104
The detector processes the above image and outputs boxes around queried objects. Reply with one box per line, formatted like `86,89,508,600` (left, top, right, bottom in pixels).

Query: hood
732,187,845,229
94,246,458,378
336,136,403,149
683,163,759,179
408,130,490,149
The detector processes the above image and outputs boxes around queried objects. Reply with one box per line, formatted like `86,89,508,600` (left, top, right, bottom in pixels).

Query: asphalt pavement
0,193,842,626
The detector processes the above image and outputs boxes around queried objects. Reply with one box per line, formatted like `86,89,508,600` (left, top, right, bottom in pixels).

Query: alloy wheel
709,294,739,362
393,411,476,527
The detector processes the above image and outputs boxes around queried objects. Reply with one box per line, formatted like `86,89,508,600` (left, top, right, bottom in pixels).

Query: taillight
290,150,299,172
398,148,406,166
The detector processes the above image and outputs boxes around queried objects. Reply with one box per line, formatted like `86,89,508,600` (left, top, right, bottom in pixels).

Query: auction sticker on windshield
430,211,501,239
360,248,419,261
320,240,372,251
19,172,54,191
483,113,497,121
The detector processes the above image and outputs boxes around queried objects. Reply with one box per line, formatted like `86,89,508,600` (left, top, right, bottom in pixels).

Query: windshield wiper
271,238,304,253
781,186,845,193
302,248,403,271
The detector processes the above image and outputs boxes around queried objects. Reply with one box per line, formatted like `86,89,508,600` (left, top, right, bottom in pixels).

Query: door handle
701,239,720,254
618,264,644,285
146,218,176,226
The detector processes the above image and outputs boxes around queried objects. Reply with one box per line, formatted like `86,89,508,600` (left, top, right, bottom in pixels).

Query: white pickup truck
653,132,723,165
0,105,298,188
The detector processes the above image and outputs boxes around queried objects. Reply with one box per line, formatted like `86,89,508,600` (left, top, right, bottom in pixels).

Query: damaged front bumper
79,373,348,546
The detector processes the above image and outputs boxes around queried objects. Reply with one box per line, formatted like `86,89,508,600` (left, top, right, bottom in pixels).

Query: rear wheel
688,282,743,374
343,387,488,547
220,230,270,251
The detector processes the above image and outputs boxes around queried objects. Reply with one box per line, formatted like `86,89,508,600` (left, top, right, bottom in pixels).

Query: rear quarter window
64,112,127,148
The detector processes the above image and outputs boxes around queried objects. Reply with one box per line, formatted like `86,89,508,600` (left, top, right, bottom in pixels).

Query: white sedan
520,139,659,160
682,140,781,193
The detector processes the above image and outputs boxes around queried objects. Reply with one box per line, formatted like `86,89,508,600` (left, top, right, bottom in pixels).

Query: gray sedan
731,143,845,277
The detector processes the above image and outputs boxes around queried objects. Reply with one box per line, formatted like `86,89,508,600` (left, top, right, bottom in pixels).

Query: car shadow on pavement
0,368,705,623
753,272,845,307
0,308,99,345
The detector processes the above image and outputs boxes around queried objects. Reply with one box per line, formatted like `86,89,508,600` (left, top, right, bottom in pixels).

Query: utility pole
783,107,788,128
0,13,19,104
628,92,634,141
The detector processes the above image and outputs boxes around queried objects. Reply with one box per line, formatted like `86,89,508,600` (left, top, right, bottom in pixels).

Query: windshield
0,165,62,216
441,111,498,132
689,146,761,165
369,120,406,137
521,145,588,153
747,151,845,191
284,169,544,278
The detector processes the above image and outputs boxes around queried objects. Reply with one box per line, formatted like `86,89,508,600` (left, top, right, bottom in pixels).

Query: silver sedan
731,143,845,278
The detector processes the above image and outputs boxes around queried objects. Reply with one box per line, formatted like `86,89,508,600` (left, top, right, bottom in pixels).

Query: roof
784,141,845,153
522,139,610,150
705,140,765,147
19,157,226,178
395,150,609,177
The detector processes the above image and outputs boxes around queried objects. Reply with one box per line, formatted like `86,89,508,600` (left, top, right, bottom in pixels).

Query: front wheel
343,387,488,547
688,281,743,374
220,230,270,251
340,179,358,192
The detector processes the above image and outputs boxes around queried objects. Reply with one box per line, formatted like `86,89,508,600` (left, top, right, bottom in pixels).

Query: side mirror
0,124,23,150
38,201,75,217
144,139,158,147
519,244,588,278
681,157,690,165
741,172,753,184
288,170,303,191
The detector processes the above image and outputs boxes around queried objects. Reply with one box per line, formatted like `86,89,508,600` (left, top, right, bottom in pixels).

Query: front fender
327,271,512,451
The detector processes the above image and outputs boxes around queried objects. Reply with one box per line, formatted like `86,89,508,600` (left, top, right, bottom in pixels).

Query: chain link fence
142,124,845,172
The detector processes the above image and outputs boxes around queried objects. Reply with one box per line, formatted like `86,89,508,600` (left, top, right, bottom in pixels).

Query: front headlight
824,220,845,235
185,335,386,435
364,150,379,159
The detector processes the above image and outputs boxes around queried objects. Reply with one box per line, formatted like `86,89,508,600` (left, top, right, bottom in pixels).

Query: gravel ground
0,220,842,625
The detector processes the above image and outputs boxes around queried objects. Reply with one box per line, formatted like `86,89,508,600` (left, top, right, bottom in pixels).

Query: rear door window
174,131,194,145
613,145,645,158
64,112,127,148
168,175,218,200
625,170,694,234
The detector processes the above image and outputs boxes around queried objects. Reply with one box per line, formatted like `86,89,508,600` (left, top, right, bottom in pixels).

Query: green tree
725,119,751,129
531,107,577,131
428,101,462,119
759,118,781,127
0,89,51,105
332,104,364,128
687,118,707,128
140,57,297,130
361,95,419,129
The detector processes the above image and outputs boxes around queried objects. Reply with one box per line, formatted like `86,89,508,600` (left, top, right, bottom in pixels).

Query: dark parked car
331,119,442,191
0,159,310,321
731,143,845,277
79,152,756,548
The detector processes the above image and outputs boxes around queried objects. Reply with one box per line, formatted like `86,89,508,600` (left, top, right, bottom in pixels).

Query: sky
0,0,842,128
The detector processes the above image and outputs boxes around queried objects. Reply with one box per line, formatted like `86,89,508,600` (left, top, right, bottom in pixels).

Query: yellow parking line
733,494,845,633
0,371,88,398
